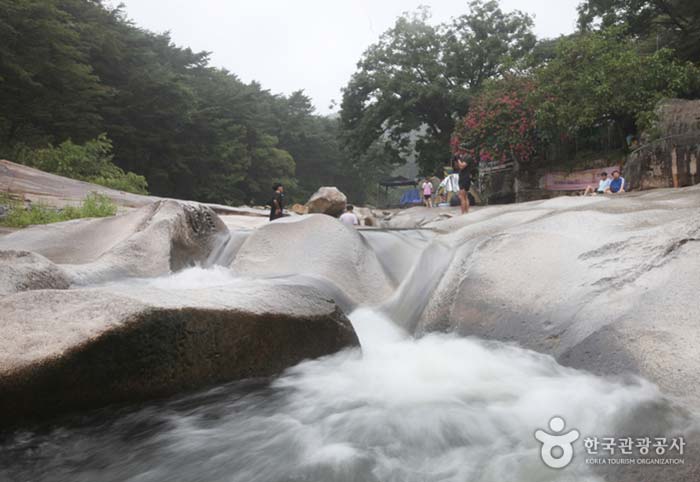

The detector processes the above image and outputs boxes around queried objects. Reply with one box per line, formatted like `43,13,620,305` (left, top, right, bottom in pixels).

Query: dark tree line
3,0,698,205
0,0,363,204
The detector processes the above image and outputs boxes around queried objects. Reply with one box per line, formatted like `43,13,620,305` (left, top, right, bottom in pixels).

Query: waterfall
204,230,251,267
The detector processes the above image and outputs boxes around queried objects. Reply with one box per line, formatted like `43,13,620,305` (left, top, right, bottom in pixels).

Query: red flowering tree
451,77,537,167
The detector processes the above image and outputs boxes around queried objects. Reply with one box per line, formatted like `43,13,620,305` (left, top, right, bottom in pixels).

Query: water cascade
1,223,696,482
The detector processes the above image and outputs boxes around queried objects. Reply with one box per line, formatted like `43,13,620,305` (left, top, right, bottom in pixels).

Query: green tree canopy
534,28,700,146
0,0,368,205
577,0,700,62
340,1,536,176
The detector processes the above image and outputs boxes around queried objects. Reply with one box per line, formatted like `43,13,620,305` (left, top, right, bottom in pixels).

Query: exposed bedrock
0,200,228,284
231,214,394,308
392,185,700,407
0,250,70,295
0,281,358,425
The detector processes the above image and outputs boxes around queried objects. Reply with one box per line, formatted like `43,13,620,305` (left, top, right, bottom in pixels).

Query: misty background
119,0,580,113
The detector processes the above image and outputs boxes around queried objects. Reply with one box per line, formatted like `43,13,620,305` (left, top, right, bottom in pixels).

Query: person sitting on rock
339,205,360,227
583,172,610,196
269,183,285,221
605,171,626,194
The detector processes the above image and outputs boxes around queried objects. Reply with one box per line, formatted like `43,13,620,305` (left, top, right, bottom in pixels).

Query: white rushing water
0,290,675,482
96,265,244,290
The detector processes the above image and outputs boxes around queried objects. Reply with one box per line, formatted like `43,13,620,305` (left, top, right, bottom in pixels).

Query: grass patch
0,192,118,228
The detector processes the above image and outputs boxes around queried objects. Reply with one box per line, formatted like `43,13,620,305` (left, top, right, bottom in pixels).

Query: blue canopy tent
377,176,418,208
399,188,422,206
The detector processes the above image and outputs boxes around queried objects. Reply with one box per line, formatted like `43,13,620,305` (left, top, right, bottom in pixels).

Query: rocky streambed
1,185,700,481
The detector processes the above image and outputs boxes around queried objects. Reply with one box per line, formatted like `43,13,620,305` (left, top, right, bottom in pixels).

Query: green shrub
91,171,149,195
16,134,149,195
0,192,117,228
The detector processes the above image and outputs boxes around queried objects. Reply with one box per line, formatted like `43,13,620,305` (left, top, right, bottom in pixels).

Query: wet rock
0,281,358,424
396,185,700,407
305,186,347,217
0,250,70,296
231,214,393,307
0,200,228,284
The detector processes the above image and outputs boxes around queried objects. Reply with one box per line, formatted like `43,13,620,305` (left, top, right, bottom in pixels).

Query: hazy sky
118,0,581,114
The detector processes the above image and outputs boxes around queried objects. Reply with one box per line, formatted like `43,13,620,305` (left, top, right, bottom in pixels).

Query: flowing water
0,299,675,482
0,231,687,481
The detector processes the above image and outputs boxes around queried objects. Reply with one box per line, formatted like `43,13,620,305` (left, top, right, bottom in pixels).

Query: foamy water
0,307,673,482
97,265,242,290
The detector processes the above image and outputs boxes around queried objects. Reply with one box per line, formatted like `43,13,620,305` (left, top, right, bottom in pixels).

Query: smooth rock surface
231,214,393,307
0,250,70,295
0,280,358,424
305,186,347,217
0,159,269,217
0,200,228,284
381,205,462,229
0,158,155,208
390,185,700,407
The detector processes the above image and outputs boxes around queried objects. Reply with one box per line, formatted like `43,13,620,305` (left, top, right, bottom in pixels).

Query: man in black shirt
269,183,285,221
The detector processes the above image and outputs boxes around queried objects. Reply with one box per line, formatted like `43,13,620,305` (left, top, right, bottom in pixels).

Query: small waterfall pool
0,267,676,481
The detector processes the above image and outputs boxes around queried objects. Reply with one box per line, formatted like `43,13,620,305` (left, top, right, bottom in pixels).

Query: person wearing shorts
421,178,433,208
454,156,470,214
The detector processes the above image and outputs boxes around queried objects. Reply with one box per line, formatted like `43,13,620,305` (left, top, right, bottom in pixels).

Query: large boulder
0,250,70,296
0,280,358,424
0,200,228,284
391,185,700,408
231,214,393,307
305,186,347,217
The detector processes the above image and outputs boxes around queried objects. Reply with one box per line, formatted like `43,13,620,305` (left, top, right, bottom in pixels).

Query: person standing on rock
454,155,470,214
339,205,360,227
421,178,433,208
269,183,285,221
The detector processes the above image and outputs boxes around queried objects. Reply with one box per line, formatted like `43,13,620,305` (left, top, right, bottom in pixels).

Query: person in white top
339,205,360,227
583,172,611,196
439,172,460,203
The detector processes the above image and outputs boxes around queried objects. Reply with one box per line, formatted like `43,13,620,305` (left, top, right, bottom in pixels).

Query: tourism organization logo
534,416,686,469
535,416,580,468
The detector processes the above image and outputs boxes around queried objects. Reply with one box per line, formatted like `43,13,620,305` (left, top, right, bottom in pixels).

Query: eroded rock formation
0,250,70,295
388,185,700,407
0,281,358,424
0,200,227,284
231,214,393,308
